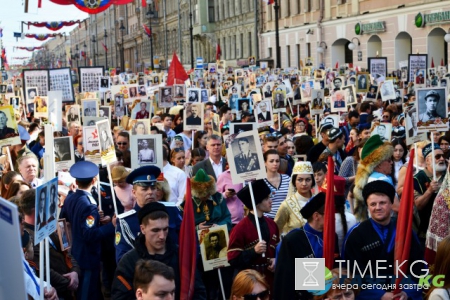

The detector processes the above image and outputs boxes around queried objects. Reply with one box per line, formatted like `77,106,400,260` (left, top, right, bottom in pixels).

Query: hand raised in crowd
428,180,441,194
44,287,58,300
254,240,267,254
63,271,79,291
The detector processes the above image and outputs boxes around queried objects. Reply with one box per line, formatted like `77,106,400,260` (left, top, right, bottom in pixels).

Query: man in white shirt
18,155,42,188
162,147,187,205
192,135,227,181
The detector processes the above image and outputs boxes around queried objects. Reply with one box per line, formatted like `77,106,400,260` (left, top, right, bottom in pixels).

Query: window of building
208,0,215,22
304,0,310,12
248,32,252,57
296,44,300,68
234,35,237,59
267,4,272,21
240,33,244,58
223,37,226,59
268,47,272,58
287,45,291,67
306,42,311,57
297,0,301,14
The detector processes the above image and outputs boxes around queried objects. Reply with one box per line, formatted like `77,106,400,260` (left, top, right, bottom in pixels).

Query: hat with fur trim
353,134,393,221
190,168,217,199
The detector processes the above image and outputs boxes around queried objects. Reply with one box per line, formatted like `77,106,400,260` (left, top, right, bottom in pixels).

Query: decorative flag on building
431,57,435,68
143,24,151,37
24,20,83,31
48,0,134,14
101,42,108,52
216,43,221,60
266,0,274,4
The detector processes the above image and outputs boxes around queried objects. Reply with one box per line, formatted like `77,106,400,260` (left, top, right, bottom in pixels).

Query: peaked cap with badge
126,165,161,187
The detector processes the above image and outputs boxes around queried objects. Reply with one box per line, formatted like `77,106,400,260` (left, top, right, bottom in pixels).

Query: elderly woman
274,161,315,235
111,166,135,212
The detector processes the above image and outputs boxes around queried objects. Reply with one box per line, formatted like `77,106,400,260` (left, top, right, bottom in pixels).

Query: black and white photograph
10,97,20,110
23,69,49,104
57,219,71,251
332,77,343,91
263,83,273,99
49,68,75,103
310,90,324,115
34,96,49,119
403,103,426,146
198,225,230,271
237,98,252,115
130,134,163,169
331,90,347,113
79,67,104,93
132,100,151,119
83,126,102,165
82,99,99,118
356,73,370,92
273,87,287,111
368,57,388,78
408,54,428,83
200,89,209,103
186,88,200,103
138,85,147,96
54,136,74,172
416,87,448,132
366,85,378,100
26,87,38,102
84,117,103,127
174,84,185,99
96,119,116,165
114,94,126,118
370,123,392,142
129,86,138,98
184,103,204,130
99,76,110,92
342,85,356,105
158,86,174,108
254,99,273,127
0,84,7,94
225,130,266,184
66,105,80,122
99,106,111,120
230,122,257,134
380,80,396,101
321,115,340,129
130,119,150,135
34,177,58,245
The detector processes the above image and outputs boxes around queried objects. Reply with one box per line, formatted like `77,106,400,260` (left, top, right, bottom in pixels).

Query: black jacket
112,234,207,300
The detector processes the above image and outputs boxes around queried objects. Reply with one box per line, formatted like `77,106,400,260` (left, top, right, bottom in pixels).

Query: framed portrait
224,130,266,184
34,177,58,245
403,103,426,146
365,85,378,101
54,136,74,172
331,76,344,91
82,99,99,120
198,224,230,271
330,90,347,113
237,98,252,116
130,134,163,169
272,87,287,112
300,81,314,103
96,119,116,166
370,123,392,142
99,76,111,92
9,96,20,110
415,87,448,132
130,119,150,135
200,89,210,103
174,84,185,99
99,106,111,120
0,106,20,146
66,105,81,122
184,103,204,131
408,54,428,83
57,219,71,251
78,66,104,93
356,73,370,92
254,99,274,128
114,94,126,118
368,57,388,78
156,86,173,108
132,100,151,120
22,69,49,104
342,85,357,106
321,114,340,129
310,89,324,115
49,68,75,103
0,84,7,94
34,96,49,119
380,80,396,101
82,125,101,165
314,69,324,80
230,122,257,134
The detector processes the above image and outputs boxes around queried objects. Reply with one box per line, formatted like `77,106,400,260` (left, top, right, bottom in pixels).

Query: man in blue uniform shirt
59,161,115,300
115,165,181,262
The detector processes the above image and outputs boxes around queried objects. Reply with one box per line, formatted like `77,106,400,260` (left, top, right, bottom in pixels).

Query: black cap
363,180,395,204
237,179,271,209
138,202,168,224
300,192,326,219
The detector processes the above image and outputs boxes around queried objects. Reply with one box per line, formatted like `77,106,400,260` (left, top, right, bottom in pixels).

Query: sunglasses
435,154,445,160
117,142,128,145
265,133,282,139
382,115,390,119
243,290,270,300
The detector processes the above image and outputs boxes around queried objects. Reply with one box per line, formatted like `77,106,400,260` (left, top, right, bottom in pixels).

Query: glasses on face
265,133,282,139
242,290,270,300
435,154,445,160
117,142,128,145
325,290,354,300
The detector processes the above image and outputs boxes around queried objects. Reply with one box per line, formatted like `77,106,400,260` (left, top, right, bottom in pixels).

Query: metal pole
178,0,182,63
274,0,281,68
105,30,108,70
163,0,168,65
189,0,194,69
254,0,259,62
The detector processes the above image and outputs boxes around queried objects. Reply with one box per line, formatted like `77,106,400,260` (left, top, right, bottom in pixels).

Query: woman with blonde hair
155,176,171,202
230,269,270,300
426,235,450,299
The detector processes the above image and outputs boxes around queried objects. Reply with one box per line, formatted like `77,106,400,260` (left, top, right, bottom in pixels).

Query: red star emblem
92,130,98,139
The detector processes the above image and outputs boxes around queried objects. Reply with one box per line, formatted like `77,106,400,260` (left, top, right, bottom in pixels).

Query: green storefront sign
415,11,450,28
355,22,385,35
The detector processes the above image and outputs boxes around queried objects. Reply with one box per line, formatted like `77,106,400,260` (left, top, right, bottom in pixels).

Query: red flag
143,24,151,37
323,155,336,270
431,57,435,68
141,0,146,7
335,61,339,69
101,42,108,52
179,178,197,300
267,0,274,4
216,43,221,60
441,58,445,67
394,149,415,294
38,0,42,8
167,52,189,86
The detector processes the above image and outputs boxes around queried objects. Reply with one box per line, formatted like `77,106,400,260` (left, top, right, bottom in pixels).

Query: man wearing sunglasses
413,143,447,246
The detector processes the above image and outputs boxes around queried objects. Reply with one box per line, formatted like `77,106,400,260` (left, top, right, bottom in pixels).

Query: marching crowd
6,66,450,300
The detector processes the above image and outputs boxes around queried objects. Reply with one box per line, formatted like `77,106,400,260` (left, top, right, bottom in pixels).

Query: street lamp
317,41,328,53
91,35,97,66
83,43,87,66
75,44,79,68
146,0,154,70
274,0,281,68
104,28,108,70
445,29,450,43
119,17,125,73
348,37,361,51
189,0,194,69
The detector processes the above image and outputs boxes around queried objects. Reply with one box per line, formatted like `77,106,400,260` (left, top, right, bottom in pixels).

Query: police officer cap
300,192,326,219
138,202,168,224
237,179,271,209
126,165,161,187
69,161,99,181
425,90,440,101
362,180,395,205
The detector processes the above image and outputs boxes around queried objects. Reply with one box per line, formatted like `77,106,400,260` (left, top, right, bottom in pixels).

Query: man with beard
414,143,447,246
206,232,227,259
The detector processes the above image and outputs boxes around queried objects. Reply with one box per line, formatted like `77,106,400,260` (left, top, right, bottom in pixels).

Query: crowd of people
6,64,450,300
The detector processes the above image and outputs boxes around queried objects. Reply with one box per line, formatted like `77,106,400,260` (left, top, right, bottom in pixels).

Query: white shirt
209,157,223,180
163,162,187,205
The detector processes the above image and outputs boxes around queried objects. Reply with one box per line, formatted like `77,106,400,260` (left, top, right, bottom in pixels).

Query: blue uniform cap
126,165,161,187
69,161,99,180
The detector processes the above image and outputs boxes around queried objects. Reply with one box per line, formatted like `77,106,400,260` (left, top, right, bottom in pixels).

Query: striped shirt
264,174,291,219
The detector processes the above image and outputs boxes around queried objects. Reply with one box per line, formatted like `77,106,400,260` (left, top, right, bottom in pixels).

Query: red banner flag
179,178,197,300
431,57,435,68
216,43,221,60
323,155,336,270
101,42,108,52
167,52,189,86
143,24,152,37
394,149,415,294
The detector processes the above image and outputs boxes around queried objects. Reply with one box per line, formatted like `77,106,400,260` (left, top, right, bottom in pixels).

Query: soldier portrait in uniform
137,139,155,164
205,231,227,260
233,137,260,174
416,87,448,132
370,123,392,142
130,134,163,169
35,186,48,231
0,109,17,140
66,106,80,122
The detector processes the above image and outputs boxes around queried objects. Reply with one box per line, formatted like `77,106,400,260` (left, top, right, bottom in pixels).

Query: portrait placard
34,177,58,245
415,87,448,132
82,99,99,121
184,103,204,131
225,130,266,184
236,98,252,121
174,84,185,100
342,85,357,106
99,106,111,120
254,99,273,128
23,69,49,104
321,115,340,128
79,66,104,93
330,90,347,113
0,105,20,147
54,137,75,172
96,119,116,166
272,86,287,112
130,134,163,170
83,126,102,165
57,219,71,251
300,81,314,103
130,119,150,135
131,100,151,120
198,224,230,271
34,96,49,119
99,76,110,92
370,123,392,142
356,73,370,92
380,80,396,101
365,85,378,100
158,86,174,107
84,117,104,127
47,91,63,131
408,54,427,83
403,103,426,146
186,88,201,103
368,57,387,78
230,122,257,135
49,67,75,103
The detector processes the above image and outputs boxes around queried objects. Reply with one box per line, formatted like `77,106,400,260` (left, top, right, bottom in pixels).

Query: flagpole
431,132,436,181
